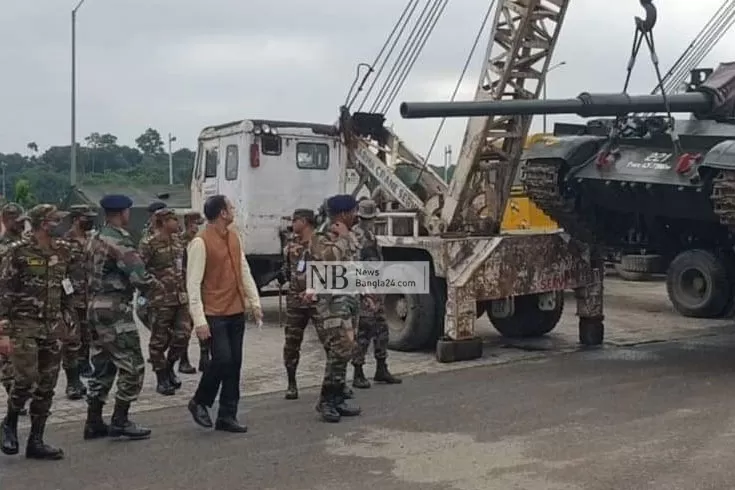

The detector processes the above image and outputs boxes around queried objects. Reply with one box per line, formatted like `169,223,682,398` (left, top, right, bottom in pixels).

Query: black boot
25,416,64,460
83,399,109,440
285,367,298,400
178,350,196,374
352,364,371,389
0,409,19,455
374,359,402,384
108,400,151,439
65,366,87,400
167,361,182,390
315,385,341,423
334,384,361,417
155,370,175,396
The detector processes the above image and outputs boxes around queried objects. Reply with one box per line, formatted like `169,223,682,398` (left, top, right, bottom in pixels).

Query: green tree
14,179,36,209
135,128,164,155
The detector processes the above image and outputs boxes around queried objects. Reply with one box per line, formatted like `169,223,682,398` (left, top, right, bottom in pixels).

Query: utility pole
71,0,87,187
443,145,452,182
1,162,6,199
168,133,177,185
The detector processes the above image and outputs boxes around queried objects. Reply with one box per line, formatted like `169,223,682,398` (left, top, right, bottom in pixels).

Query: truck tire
385,292,436,352
666,249,730,318
487,291,564,338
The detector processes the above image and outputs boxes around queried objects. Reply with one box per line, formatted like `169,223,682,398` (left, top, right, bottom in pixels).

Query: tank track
711,169,735,233
521,159,599,244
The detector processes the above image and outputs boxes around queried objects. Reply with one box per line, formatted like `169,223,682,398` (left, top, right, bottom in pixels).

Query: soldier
135,201,167,333
350,199,401,388
83,194,161,441
60,205,98,400
0,203,27,416
138,208,192,396
175,211,203,375
304,194,361,423
0,204,74,460
282,209,317,400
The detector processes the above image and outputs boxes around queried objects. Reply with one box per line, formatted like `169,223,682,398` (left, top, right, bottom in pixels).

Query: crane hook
635,0,657,33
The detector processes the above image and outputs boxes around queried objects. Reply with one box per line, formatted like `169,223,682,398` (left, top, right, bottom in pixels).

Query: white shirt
186,229,261,327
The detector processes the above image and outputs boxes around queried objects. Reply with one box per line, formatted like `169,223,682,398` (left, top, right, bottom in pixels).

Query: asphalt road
4,332,735,490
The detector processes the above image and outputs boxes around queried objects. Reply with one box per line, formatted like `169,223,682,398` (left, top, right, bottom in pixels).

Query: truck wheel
487,291,564,338
385,292,436,352
666,249,730,318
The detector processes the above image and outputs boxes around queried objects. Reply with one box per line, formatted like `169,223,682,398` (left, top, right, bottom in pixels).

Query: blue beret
326,194,358,215
99,194,133,211
147,201,167,214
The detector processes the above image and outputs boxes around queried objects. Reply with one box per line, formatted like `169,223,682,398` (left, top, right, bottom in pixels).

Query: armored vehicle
400,62,735,319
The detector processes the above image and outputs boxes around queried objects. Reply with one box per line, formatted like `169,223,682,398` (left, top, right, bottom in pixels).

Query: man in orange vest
185,195,262,433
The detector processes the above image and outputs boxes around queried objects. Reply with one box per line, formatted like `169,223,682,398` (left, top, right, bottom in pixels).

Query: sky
1,0,735,167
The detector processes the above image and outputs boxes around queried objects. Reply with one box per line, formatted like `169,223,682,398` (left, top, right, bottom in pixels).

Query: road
4,332,735,489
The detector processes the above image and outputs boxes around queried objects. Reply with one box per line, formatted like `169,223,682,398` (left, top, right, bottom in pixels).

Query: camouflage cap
69,204,98,218
1,202,23,217
357,199,378,219
183,211,204,224
153,207,178,220
25,204,69,224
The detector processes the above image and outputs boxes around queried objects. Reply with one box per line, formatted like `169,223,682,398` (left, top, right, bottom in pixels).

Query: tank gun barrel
399,92,713,119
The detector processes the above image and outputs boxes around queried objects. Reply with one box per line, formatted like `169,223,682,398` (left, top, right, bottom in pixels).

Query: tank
400,62,735,319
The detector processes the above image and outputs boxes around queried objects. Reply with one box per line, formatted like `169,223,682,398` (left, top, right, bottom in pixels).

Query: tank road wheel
487,291,564,339
666,249,731,318
385,292,436,352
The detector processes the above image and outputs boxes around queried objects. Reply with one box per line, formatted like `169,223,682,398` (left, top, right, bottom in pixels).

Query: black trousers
193,313,245,418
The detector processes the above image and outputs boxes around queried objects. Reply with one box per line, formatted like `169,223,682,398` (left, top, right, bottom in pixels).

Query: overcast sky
1,0,734,167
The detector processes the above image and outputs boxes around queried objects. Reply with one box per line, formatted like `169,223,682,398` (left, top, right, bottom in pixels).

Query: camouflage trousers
0,354,12,391
314,314,356,389
61,306,91,370
283,304,318,370
7,329,62,417
87,315,145,404
148,305,193,371
352,313,389,366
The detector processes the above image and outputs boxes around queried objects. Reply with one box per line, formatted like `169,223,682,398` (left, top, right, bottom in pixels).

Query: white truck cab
190,118,361,290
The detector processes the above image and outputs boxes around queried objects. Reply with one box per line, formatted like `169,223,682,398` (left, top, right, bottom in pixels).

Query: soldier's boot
285,367,298,400
352,364,371,389
334,384,361,417
373,359,402,384
25,416,64,460
315,386,341,423
167,360,182,390
0,409,20,455
178,350,196,374
83,399,109,440
108,400,151,440
1,384,25,416
155,370,175,396
65,366,87,400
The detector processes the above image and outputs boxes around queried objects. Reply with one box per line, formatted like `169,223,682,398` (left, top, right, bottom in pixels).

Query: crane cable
370,0,443,112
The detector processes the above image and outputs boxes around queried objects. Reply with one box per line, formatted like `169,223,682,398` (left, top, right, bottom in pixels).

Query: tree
14,179,36,209
135,128,164,155
26,142,38,153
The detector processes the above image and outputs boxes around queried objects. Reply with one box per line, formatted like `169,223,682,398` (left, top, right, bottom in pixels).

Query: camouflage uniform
83,194,159,441
0,204,74,460
0,203,25,399
282,210,319,400
138,208,192,396
175,211,204,375
135,203,165,332
350,200,401,388
310,194,362,423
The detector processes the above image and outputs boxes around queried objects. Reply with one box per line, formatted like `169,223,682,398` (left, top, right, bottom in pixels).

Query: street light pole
1,162,6,199
168,133,177,185
542,60,566,133
71,0,86,188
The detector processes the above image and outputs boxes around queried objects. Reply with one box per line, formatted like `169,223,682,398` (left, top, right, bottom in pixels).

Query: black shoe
285,367,298,400
167,362,182,390
352,365,371,389
0,410,19,455
108,400,151,440
187,399,213,428
315,386,341,423
83,399,109,440
335,385,361,417
374,360,402,384
25,416,64,460
178,351,196,374
214,417,248,433
65,367,87,400
155,370,175,396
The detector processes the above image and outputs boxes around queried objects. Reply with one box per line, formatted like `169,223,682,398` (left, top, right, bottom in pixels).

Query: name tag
27,257,45,267
297,260,306,273
62,278,74,295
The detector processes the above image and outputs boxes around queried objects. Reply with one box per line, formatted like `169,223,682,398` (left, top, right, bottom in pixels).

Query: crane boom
442,0,570,234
